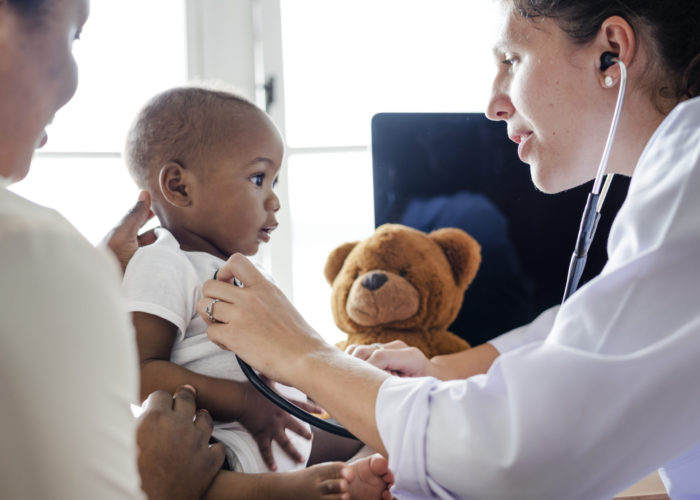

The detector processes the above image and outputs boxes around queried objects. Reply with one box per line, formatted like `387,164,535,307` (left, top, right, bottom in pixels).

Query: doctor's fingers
347,344,381,360
347,339,410,358
382,339,410,350
204,320,241,354
366,346,429,377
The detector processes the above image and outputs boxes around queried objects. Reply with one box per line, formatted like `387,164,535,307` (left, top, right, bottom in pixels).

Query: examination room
2,0,699,498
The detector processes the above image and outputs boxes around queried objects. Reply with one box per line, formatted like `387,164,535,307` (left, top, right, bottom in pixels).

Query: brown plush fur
324,224,481,358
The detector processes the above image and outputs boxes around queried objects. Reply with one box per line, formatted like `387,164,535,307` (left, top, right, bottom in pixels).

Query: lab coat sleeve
487,305,558,354
378,318,700,499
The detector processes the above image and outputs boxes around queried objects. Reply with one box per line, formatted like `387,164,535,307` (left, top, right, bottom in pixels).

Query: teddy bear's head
324,224,481,336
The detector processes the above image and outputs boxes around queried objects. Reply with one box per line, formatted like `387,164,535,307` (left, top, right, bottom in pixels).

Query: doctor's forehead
490,6,558,56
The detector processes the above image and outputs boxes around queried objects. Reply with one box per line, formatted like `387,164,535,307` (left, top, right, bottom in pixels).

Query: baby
121,85,392,499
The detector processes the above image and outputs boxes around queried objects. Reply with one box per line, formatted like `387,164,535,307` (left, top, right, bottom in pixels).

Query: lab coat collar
606,96,700,270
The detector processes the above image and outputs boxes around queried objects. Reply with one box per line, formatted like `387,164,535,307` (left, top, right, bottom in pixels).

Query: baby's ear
430,228,481,289
158,161,191,207
324,241,358,285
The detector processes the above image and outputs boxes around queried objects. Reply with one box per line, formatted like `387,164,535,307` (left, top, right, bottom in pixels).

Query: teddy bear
323,223,481,358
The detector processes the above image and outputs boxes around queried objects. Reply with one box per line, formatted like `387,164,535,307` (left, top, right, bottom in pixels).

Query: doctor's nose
486,87,514,122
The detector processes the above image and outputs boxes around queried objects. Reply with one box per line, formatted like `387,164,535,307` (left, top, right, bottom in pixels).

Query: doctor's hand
198,253,332,388
137,385,225,500
346,340,437,378
348,340,501,381
100,190,156,273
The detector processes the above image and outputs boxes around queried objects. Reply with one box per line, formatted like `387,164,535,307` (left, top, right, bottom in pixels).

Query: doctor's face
485,3,611,193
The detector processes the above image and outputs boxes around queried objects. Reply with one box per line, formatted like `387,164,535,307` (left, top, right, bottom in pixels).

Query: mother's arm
199,253,391,455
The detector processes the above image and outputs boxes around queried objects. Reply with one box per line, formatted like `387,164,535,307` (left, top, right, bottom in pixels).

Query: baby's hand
238,379,318,471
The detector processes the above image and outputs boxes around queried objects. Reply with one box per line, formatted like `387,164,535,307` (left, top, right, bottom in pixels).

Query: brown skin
110,195,392,500
101,190,156,273
133,311,314,469
150,106,284,259
130,102,393,497
136,386,226,500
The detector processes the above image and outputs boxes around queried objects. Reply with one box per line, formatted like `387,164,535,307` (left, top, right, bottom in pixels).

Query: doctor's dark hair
509,0,700,103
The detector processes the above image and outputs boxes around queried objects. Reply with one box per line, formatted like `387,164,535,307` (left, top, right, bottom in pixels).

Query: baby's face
189,110,284,257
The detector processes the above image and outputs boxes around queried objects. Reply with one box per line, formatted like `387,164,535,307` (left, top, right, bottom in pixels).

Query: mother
0,0,223,497
196,0,700,498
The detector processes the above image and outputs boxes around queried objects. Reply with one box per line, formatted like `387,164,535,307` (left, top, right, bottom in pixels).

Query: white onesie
122,228,311,473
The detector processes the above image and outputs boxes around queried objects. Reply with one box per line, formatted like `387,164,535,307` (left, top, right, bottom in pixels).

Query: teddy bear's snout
362,272,388,291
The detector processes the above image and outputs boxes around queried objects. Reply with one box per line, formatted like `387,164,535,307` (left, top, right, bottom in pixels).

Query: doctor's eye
250,173,264,187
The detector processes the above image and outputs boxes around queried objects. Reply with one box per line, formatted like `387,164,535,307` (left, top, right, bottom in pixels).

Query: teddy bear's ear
429,228,482,289
324,241,359,285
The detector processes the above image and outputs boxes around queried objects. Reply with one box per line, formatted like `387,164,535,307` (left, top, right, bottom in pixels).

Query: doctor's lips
509,129,533,159
508,129,532,145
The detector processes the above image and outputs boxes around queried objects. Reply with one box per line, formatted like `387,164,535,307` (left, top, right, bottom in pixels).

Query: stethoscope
233,54,628,438
562,53,627,302
213,273,358,438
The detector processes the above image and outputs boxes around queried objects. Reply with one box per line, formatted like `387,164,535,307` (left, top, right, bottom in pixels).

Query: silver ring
205,298,220,322
371,343,383,349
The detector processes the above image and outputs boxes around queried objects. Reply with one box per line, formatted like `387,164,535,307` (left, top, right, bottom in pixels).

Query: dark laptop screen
371,112,629,345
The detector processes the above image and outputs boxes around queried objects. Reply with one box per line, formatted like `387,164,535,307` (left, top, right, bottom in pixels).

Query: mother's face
0,0,88,181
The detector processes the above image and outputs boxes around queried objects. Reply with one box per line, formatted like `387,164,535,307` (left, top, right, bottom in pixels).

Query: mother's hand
197,253,329,387
137,385,224,500
100,190,156,273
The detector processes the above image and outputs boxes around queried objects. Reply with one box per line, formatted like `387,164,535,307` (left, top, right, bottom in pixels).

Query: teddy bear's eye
354,271,360,279
399,269,408,278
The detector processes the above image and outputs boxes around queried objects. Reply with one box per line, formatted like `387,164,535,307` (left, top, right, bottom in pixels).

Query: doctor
158,0,700,498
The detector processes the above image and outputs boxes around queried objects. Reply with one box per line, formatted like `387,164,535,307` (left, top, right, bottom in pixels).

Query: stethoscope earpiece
600,52,619,71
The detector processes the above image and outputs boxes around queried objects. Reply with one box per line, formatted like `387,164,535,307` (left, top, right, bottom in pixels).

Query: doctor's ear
158,161,192,207
595,16,636,87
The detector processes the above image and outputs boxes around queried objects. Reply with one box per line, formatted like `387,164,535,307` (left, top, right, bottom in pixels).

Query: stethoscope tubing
562,59,627,302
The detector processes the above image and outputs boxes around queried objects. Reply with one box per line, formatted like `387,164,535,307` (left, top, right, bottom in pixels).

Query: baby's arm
133,311,313,469
307,427,365,465
133,311,249,419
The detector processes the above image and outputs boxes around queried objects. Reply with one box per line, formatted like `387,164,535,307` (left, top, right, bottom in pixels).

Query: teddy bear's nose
362,272,388,291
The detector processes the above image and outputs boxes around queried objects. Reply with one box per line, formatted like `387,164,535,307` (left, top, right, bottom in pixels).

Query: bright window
279,1,498,341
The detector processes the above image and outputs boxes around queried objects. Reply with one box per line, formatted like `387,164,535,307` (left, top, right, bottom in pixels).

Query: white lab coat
376,96,700,499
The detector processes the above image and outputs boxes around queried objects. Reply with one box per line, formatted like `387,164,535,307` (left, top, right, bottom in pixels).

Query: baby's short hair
124,84,260,189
